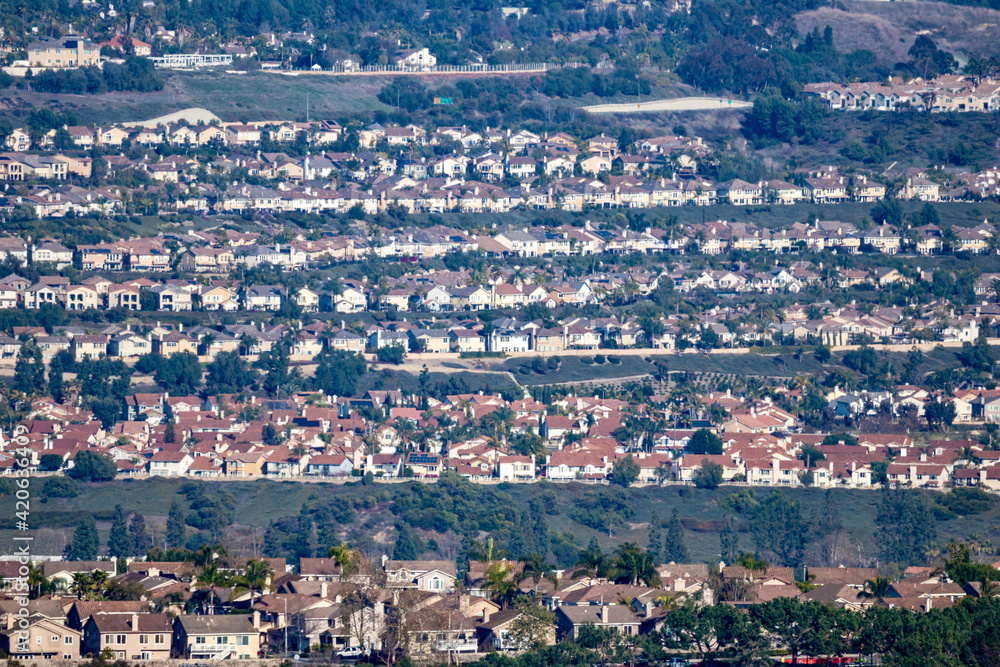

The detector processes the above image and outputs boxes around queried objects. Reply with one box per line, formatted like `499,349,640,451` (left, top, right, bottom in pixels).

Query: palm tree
572,547,608,580
955,446,982,468
232,559,274,606
608,543,661,587
194,545,229,615
518,554,557,591
27,563,55,599
89,569,109,598
653,593,683,613
858,575,894,602
469,536,507,563
735,553,770,577
71,572,93,600
484,562,518,608
978,578,1000,598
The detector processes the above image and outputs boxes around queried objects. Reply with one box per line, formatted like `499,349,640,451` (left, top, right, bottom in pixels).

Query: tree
610,454,640,487
261,423,281,446
65,516,100,560
164,421,176,444
505,595,557,650
484,562,518,608
688,429,723,455
41,476,79,498
312,349,367,397
693,461,724,489
376,346,405,365
151,352,203,395
669,602,762,664
108,505,133,558
205,351,256,395
871,198,903,227
234,559,273,606
925,400,957,429
129,513,151,555
393,523,420,560
194,546,230,614
48,352,65,403
720,517,740,563
609,543,661,587
663,509,689,563
751,598,850,665
647,513,662,564
166,501,186,549
697,325,720,351
13,338,46,396
875,487,937,566
68,450,118,482
328,544,362,577
858,575,893,602
39,453,64,472
748,491,810,569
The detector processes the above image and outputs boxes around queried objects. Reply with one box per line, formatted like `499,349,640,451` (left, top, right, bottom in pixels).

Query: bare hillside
796,0,1000,63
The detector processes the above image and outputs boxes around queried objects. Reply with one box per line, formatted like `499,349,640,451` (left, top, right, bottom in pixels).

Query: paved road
582,96,753,113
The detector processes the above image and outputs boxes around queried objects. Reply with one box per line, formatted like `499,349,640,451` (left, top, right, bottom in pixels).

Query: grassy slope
795,0,1000,63
1,71,394,126
500,347,975,386
5,478,997,566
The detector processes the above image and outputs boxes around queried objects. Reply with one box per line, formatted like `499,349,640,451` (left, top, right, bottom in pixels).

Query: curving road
582,96,753,113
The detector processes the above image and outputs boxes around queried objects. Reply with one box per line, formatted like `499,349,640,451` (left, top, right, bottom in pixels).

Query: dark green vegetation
743,101,1000,172
30,56,164,94
464,596,1000,667
501,345,986,386
7,476,999,574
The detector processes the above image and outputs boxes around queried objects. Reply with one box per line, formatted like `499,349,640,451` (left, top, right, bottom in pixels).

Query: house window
195,637,206,644
116,635,126,645
105,635,113,644
139,635,148,644
65,636,73,644
52,635,59,642
238,635,249,645
217,636,229,645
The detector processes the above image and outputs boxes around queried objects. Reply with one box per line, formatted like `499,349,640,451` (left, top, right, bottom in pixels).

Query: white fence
299,63,548,76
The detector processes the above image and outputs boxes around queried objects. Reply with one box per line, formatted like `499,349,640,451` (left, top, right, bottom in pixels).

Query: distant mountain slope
796,1,1000,63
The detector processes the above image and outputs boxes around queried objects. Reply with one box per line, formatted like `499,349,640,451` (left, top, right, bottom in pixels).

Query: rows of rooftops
7,379,1000,494
7,117,998,218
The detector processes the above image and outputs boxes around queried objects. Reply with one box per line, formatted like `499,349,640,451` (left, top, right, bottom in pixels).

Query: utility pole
306,92,310,123
284,597,288,656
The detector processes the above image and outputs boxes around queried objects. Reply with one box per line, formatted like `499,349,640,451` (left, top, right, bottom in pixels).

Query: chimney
252,610,261,629
459,595,470,614
131,613,139,630
320,582,328,598
481,606,492,624
599,605,610,623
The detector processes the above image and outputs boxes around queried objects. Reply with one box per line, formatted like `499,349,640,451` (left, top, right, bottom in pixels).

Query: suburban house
172,614,261,660
83,613,172,660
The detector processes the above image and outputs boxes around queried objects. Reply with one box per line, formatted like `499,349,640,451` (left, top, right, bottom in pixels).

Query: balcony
436,639,478,653
188,644,237,659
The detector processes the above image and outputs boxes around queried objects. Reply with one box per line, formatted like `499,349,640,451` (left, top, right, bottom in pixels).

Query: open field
498,346,978,386
583,97,752,113
0,70,396,125
2,477,997,567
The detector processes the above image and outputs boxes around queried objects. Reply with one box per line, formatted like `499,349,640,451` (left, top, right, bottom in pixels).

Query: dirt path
582,97,753,113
